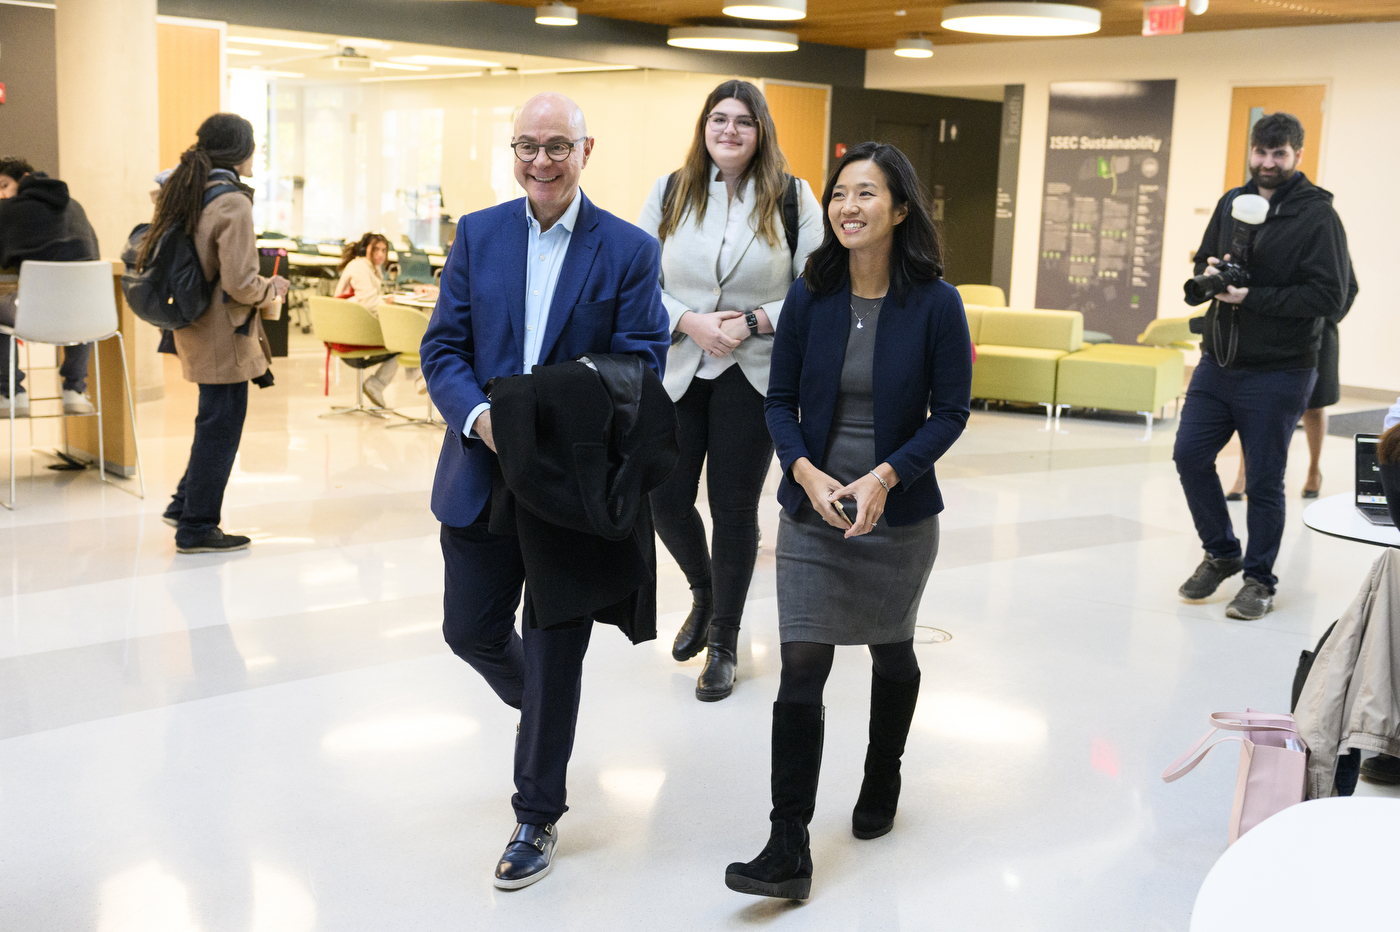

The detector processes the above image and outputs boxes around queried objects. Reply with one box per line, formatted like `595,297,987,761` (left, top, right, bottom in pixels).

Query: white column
55,0,163,400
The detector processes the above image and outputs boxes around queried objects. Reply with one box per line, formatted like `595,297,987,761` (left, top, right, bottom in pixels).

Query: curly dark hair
0,157,35,183
339,232,391,274
802,141,944,301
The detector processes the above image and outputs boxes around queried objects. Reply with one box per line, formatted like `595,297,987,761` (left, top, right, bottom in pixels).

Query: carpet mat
1327,408,1391,438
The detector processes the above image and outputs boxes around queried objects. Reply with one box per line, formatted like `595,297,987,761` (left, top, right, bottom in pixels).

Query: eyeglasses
511,138,587,162
708,113,758,133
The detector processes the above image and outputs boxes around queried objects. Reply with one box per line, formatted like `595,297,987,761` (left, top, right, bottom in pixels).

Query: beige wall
867,22,1400,393
55,0,163,400
253,69,774,244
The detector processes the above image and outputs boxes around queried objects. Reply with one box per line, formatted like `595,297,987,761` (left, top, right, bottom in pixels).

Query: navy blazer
765,277,972,527
420,191,670,528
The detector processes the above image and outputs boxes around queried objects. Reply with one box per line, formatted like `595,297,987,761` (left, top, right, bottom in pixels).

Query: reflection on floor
0,338,1392,930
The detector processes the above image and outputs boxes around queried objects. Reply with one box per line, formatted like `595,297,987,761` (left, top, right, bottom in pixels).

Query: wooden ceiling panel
493,0,1400,50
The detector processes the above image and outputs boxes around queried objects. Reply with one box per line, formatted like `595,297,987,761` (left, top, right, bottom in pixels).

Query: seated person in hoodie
0,157,100,417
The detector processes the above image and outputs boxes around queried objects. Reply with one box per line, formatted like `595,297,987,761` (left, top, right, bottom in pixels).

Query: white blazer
637,170,823,400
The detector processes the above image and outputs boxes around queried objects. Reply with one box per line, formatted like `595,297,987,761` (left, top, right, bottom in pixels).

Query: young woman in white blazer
638,80,822,701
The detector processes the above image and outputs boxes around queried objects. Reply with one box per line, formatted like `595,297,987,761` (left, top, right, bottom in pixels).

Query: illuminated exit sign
1143,0,1185,35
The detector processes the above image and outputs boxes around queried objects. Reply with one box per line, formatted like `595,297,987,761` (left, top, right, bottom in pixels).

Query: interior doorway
1224,85,1327,190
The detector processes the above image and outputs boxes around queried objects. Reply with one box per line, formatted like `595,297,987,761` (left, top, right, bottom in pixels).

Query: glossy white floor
0,334,1391,931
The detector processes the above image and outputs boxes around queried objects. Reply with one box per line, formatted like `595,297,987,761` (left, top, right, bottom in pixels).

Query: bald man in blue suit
419,93,669,890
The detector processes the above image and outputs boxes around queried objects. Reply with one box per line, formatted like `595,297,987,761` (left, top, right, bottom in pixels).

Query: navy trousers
1173,353,1317,589
167,382,249,548
441,512,593,826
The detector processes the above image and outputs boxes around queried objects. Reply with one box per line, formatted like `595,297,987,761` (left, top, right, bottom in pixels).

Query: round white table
1302,493,1399,547
1191,797,1400,930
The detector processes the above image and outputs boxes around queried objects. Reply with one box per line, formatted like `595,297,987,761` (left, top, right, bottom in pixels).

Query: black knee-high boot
725,702,824,900
852,670,921,839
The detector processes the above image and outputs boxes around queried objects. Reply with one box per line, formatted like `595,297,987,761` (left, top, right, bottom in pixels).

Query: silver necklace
850,297,882,330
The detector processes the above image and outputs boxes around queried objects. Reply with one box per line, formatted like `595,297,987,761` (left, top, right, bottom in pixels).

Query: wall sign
990,84,1024,298
1035,80,1176,341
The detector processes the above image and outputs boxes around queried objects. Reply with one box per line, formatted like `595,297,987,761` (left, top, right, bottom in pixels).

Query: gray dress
776,295,941,646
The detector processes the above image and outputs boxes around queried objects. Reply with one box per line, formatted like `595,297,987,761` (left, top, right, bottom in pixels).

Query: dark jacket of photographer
1192,172,1356,371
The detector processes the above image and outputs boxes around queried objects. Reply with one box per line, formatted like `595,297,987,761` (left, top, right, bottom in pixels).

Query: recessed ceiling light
722,0,806,21
940,2,1100,36
371,61,428,71
667,26,799,52
227,36,329,50
226,48,262,57
894,37,935,57
535,2,578,25
388,54,503,67
336,37,392,50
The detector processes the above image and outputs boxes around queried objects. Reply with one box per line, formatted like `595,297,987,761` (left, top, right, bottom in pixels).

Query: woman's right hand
793,458,853,531
270,275,291,301
679,310,744,358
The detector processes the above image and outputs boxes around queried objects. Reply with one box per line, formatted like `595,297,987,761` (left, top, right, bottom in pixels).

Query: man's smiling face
512,95,592,221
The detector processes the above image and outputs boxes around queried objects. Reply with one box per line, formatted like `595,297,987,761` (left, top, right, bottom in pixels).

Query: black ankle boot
671,586,713,662
852,670,921,839
726,702,824,900
696,625,738,701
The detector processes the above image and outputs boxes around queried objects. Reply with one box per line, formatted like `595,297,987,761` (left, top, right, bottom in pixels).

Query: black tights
776,639,920,706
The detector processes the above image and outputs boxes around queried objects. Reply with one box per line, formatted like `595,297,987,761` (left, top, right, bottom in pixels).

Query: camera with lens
1184,193,1270,306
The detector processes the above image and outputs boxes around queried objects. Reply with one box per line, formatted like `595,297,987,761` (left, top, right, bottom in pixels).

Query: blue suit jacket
420,192,670,527
764,277,972,527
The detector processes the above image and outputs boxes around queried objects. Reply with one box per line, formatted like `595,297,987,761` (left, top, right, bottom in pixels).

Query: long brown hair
339,232,390,275
136,113,255,270
657,80,789,247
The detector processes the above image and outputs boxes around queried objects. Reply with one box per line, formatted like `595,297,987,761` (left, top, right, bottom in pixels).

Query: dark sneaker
1178,555,1244,601
162,514,179,528
176,528,252,554
1360,754,1400,785
1226,579,1275,620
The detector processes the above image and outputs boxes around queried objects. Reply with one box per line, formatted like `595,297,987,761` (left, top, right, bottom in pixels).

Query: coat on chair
420,191,670,529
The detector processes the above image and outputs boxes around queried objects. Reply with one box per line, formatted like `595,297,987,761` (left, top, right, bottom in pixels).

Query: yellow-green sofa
968,307,1083,412
1054,343,1186,428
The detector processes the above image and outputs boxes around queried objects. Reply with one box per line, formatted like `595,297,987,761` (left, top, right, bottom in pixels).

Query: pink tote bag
1161,710,1308,844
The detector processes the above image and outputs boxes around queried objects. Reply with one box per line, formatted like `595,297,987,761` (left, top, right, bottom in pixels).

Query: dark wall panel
156,0,865,87
0,5,60,176
830,88,1002,288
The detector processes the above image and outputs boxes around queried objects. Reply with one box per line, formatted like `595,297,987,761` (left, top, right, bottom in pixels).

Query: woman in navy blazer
725,143,972,901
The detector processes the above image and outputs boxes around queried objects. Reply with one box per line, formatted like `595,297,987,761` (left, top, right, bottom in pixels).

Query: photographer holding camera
1173,112,1357,620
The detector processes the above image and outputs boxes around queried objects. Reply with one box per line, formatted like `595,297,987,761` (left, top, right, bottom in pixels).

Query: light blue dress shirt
466,191,582,436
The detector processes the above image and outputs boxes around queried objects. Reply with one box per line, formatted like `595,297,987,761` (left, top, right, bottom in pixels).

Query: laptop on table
1355,433,1395,526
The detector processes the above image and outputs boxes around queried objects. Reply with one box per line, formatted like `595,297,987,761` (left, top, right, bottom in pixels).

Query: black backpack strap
661,171,679,219
782,174,799,259
201,183,242,208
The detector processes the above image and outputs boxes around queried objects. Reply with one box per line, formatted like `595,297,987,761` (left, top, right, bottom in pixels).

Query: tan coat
171,181,276,384
1295,548,1400,798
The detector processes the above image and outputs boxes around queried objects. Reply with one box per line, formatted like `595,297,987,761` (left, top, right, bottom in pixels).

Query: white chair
1,260,144,508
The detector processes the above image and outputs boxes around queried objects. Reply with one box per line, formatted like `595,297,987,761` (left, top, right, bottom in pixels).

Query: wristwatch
745,310,759,336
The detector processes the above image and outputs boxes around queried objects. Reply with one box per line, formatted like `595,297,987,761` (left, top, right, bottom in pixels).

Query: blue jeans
1,293,92,395
166,382,249,547
1173,354,1317,590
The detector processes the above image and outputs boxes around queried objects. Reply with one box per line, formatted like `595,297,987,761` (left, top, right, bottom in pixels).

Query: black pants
1173,353,1316,589
441,512,593,825
167,382,249,548
649,365,773,629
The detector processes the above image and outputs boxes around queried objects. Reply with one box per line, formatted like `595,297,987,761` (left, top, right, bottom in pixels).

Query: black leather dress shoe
493,822,558,890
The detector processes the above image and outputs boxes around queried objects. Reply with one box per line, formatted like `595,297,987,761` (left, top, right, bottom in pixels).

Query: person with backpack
140,113,289,554
0,156,100,418
636,80,822,701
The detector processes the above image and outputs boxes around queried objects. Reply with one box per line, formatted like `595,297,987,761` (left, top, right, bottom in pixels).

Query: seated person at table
0,157,99,417
335,232,423,404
